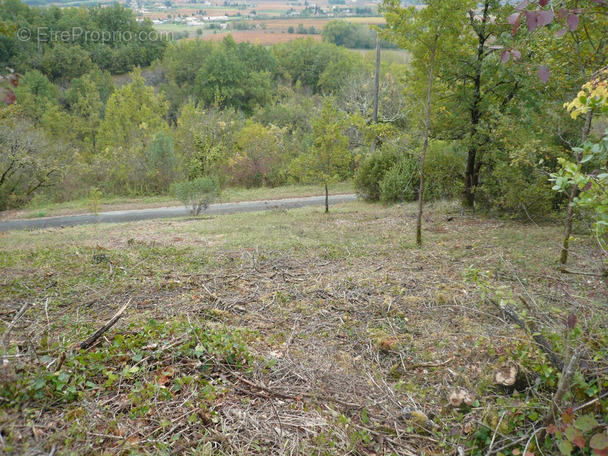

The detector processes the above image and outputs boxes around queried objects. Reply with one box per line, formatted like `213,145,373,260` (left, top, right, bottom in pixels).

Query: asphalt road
0,194,358,232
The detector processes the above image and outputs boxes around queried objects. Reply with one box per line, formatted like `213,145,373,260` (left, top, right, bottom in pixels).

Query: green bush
355,142,465,204
170,176,220,215
354,145,401,201
379,155,419,203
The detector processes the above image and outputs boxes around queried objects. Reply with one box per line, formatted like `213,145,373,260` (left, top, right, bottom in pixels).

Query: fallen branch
560,268,607,278
75,299,131,350
489,299,564,372
1,302,32,349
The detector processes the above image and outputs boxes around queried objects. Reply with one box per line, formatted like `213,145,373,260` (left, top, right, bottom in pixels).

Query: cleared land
1,200,605,454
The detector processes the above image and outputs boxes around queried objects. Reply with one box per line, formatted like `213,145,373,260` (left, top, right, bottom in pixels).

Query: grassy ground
0,182,354,222
1,200,606,455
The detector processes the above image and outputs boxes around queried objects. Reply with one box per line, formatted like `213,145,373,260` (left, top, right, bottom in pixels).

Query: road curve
0,194,358,232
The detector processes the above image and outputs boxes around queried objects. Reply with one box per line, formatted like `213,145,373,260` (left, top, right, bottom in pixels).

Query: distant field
200,29,323,43
154,15,386,45
344,16,385,24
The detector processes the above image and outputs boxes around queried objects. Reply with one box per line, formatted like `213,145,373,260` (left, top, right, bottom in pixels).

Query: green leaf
565,426,583,443
361,408,370,425
574,414,599,432
558,439,573,456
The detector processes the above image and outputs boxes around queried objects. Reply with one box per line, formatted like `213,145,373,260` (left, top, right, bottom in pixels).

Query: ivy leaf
511,49,522,60
501,50,510,63
515,0,530,11
539,0,549,5
556,28,568,37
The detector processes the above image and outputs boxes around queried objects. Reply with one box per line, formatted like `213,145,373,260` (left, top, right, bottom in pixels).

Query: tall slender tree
381,0,472,245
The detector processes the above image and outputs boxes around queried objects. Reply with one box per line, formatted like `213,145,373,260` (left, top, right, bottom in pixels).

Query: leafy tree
175,102,243,180
97,68,169,193
322,20,357,47
194,37,274,112
291,100,351,212
381,0,470,245
229,121,285,187
551,72,608,266
13,69,58,123
41,44,92,82
65,72,106,152
0,112,62,210
98,68,168,152
163,39,215,88
146,131,178,193
273,38,367,94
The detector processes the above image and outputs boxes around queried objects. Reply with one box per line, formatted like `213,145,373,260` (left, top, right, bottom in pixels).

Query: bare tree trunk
416,38,438,247
325,183,329,213
370,35,381,154
373,35,380,126
560,111,593,265
463,1,490,209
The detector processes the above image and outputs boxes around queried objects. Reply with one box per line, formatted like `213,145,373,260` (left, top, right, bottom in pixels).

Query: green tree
97,68,169,193
292,100,351,212
66,72,106,152
13,70,59,124
194,37,274,112
321,20,356,47
0,112,62,210
98,67,168,152
229,121,285,187
381,0,470,245
41,44,92,81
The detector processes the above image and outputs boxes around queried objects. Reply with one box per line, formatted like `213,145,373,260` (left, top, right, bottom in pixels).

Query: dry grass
1,201,606,455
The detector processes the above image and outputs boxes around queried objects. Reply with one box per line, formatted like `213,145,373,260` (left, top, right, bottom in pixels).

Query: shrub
170,176,220,215
354,145,401,201
379,155,419,203
355,142,465,204
146,132,178,194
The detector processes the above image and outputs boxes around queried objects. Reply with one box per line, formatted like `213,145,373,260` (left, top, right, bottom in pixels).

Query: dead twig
75,299,131,350
1,302,32,349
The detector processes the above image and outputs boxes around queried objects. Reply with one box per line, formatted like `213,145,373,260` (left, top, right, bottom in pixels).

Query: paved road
0,194,358,232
